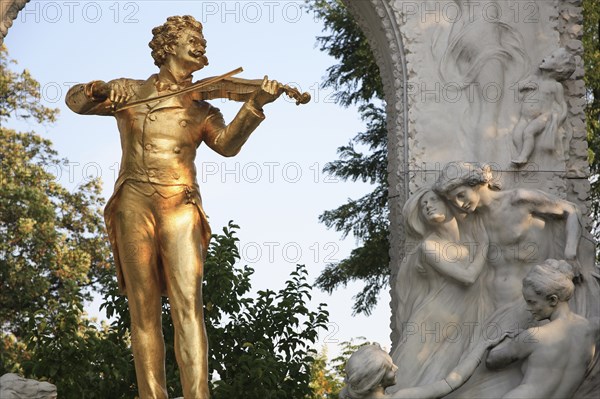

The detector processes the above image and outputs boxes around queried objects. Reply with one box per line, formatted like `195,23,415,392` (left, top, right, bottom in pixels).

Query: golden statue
66,15,309,399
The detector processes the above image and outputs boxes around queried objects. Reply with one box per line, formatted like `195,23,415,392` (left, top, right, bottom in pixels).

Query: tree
306,0,388,315
308,0,600,315
583,0,600,254
0,42,137,396
307,347,344,398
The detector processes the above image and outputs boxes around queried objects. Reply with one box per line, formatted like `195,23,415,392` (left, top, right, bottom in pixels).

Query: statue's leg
159,191,209,399
113,185,168,399
513,115,547,165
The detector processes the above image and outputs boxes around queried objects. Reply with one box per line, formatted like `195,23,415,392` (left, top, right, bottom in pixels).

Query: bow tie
155,79,192,93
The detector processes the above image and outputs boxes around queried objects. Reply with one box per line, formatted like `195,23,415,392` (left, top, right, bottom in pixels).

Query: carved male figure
433,162,582,310
66,15,285,398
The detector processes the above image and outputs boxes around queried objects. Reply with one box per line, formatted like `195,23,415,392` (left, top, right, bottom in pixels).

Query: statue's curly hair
149,15,204,67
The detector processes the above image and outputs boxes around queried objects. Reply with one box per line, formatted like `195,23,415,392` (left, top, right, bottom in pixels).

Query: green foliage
306,0,389,315
1,46,329,398
0,45,58,124
583,0,600,248
0,45,109,338
307,0,384,107
307,347,344,399
0,44,135,397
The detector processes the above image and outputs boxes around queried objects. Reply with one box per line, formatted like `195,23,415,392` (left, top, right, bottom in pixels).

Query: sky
4,0,393,357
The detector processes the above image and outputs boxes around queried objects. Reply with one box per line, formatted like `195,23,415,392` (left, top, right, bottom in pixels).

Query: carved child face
447,186,480,213
539,48,575,80
169,30,208,73
420,191,449,224
522,285,558,321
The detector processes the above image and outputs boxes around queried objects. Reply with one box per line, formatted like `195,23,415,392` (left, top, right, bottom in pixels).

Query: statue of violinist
65,15,309,399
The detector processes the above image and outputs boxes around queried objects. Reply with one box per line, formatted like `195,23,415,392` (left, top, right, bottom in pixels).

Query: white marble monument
338,1,599,398
0,374,57,399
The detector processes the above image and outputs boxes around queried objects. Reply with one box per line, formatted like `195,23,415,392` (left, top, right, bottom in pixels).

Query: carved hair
403,187,439,239
522,259,575,302
340,344,393,399
149,15,204,67
541,48,576,81
433,162,501,196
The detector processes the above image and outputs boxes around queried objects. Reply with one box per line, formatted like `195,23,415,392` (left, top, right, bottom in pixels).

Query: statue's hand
93,81,133,107
568,258,584,284
564,245,577,262
485,331,509,348
249,76,284,109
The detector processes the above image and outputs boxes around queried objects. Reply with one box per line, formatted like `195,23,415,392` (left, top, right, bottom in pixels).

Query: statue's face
420,191,448,224
539,48,569,72
381,358,398,388
447,186,479,213
170,30,208,72
522,285,556,321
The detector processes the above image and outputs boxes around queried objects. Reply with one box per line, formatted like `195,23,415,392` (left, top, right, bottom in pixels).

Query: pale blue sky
5,0,392,356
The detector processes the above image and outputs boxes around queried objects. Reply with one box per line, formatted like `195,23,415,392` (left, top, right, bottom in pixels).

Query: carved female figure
391,188,490,389
438,0,529,143
487,259,599,399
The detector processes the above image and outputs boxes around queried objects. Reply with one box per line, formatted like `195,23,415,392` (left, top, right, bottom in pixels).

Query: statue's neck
159,63,192,85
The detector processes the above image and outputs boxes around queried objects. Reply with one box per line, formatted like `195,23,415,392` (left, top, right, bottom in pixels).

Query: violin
115,67,311,112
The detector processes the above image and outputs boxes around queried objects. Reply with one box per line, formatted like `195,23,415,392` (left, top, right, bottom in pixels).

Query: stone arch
341,0,407,347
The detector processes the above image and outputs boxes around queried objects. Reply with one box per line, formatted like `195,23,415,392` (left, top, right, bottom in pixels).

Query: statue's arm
201,102,265,157
65,78,134,116
387,381,451,399
422,239,486,285
388,338,497,399
516,189,581,260
202,77,284,157
486,329,534,370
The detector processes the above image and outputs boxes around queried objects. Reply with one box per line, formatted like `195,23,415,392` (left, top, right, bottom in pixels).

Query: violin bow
113,67,244,112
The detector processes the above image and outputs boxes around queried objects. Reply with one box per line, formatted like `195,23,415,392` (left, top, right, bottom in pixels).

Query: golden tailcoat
66,74,265,295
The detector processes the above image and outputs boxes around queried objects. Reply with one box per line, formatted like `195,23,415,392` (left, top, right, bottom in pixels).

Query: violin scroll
281,84,311,105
